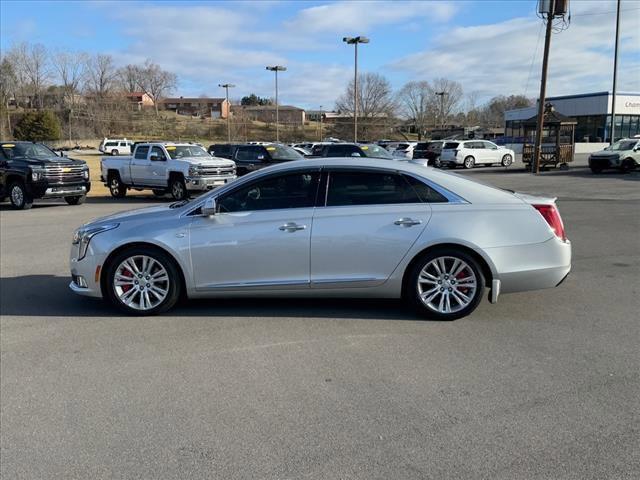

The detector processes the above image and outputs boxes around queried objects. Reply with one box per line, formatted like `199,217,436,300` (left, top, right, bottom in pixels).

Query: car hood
590,150,621,158
14,156,86,167
88,204,178,227
174,156,235,167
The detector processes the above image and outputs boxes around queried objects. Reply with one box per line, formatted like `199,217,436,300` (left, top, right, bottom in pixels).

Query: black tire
169,176,188,200
65,195,86,205
8,181,33,210
590,166,603,174
405,248,485,321
501,154,513,167
108,172,127,198
620,158,635,173
111,149,119,156
152,189,166,197
103,246,181,315
434,157,442,168
463,156,475,169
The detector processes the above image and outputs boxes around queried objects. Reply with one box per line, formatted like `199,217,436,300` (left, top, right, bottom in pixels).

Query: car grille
43,165,86,183
196,166,236,176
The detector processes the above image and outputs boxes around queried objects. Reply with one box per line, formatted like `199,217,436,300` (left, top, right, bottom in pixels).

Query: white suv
99,138,132,156
439,140,515,169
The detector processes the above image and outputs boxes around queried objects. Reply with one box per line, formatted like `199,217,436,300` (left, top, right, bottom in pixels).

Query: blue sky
1,0,639,109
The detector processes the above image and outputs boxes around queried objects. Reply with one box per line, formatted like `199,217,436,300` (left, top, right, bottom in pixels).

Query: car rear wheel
406,248,485,321
434,157,442,168
108,173,127,198
621,158,635,173
9,182,33,210
590,166,603,174
501,154,513,167
103,247,181,315
170,177,188,200
463,156,475,169
111,149,119,156
65,195,86,205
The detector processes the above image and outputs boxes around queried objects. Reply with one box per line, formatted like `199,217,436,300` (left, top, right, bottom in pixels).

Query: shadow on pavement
0,275,419,321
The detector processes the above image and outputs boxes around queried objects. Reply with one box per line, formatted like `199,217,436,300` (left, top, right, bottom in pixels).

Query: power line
525,21,544,97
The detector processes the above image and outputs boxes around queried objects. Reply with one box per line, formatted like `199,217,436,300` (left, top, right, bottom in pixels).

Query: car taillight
533,204,567,241
453,149,459,156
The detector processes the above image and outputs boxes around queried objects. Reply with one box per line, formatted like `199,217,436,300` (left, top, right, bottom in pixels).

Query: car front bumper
185,175,236,191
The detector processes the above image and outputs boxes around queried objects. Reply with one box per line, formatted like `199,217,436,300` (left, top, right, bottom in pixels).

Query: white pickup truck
101,142,236,200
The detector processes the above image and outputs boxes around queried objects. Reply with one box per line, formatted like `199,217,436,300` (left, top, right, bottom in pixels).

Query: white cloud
389,0,640,102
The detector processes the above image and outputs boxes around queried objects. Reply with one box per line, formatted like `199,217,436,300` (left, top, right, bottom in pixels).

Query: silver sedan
69,158,571,320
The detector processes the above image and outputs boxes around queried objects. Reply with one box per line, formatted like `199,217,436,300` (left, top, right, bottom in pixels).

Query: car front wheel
9,182,33,210
406,248,485,321
103,247,181,315
170,177,188,200
108,173,127,198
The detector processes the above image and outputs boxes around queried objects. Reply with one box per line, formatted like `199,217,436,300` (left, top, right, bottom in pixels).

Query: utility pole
343,36,369,143
266,66,286,142
319,105,323,141
218,83,235,143
610,0,621,144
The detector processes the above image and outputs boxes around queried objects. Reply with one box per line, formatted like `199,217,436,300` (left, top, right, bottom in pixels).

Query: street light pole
610,0,621,144
343,36,369,143
435,91,448,131
218,83,235,143
266,65,286,142
319,105,323,141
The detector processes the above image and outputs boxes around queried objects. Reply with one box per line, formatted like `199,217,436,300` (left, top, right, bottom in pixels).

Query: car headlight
72,223,119,260
31,168,44,181
83,168,90,180
188,166,201,176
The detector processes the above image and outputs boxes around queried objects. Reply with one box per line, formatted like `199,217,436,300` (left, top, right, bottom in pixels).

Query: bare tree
481,95,532,127
117,64,142,93
464,91,482,127
336,72,396,139
397,81,435,140
428,78,463,129
0,56,17,109
136,60,177,115
7,43,50,109
52,51,87,107
85,54,117,98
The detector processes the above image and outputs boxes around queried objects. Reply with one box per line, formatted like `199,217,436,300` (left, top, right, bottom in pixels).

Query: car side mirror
202,197,217,216
150,154,159,161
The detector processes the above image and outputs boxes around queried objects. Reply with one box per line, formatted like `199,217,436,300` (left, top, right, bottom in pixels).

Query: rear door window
326,170,423,206
327,145,362,157
443,142,459,149
235,146,266,163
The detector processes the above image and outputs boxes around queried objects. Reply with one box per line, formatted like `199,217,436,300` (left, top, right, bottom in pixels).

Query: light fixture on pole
266,65,286,142
342,36,369,143
218,83,235,143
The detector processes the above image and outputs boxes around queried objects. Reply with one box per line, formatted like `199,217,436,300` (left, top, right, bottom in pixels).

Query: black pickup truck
0,141,91,209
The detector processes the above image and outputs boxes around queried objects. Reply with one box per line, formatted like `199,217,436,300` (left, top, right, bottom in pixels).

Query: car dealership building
505,92,640,152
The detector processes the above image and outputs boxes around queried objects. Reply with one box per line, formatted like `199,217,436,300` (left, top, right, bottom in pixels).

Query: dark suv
232,144,303,176
310,143,393,159
0,141,91,209
208,143,238,159
412,141,444,166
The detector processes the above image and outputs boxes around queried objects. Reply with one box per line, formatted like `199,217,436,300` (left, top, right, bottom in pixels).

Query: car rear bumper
486,237,572,294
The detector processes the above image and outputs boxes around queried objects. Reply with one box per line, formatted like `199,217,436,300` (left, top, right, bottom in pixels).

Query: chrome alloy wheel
171,181,185,199
113,255,170,311
109,177,120,195
417,256,477,314
10,185,24,205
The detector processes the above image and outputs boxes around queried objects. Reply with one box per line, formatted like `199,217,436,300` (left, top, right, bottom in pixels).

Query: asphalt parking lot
1,163,639,479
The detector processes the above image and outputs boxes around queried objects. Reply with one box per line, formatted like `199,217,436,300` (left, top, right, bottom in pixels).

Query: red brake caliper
121,268,133,292
456,269,469,294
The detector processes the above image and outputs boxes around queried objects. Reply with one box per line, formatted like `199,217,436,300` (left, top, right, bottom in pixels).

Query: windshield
165,145,210,159
608,140,637,151
1,143,56,159
266,145,303,160
360,145,393,159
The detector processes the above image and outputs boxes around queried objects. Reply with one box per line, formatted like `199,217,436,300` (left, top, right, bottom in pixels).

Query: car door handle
279,222,306,232
394,218,422,227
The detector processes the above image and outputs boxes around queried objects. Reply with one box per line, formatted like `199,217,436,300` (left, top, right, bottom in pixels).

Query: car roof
251,157,522,205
